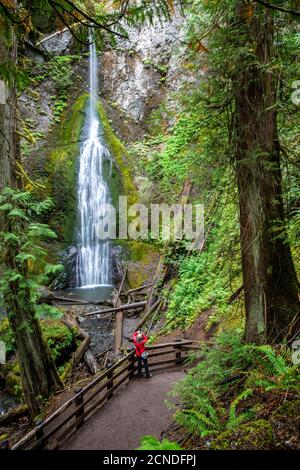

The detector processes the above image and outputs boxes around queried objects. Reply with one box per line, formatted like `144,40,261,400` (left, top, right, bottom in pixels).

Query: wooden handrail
11,340,196,450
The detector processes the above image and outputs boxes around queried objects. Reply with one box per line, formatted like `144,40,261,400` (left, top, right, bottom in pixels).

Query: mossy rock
97,99,137,207
41,320,76,364
46,94,137,248
118,240,160,288
47,94,88,243
211,419,274,450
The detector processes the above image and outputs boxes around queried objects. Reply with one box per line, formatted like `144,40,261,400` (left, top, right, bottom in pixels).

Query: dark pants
137,356,150,378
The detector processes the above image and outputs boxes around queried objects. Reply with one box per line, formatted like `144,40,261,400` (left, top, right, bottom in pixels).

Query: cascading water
76,40,112,289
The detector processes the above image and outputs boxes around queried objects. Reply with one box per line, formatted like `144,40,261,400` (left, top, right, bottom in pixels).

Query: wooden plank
147,340,193,350
12,341,195,450
147,349,176,358
148,358,184,368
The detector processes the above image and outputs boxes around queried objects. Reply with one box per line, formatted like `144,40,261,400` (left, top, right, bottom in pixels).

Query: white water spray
76,41,112,287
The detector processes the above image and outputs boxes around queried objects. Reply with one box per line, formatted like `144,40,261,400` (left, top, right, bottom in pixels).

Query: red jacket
132,332,148,357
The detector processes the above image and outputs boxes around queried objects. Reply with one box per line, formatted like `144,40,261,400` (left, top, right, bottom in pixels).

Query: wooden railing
11,340,195,450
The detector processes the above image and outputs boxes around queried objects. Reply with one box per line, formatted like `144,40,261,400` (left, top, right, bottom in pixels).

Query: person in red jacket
132,330,152,378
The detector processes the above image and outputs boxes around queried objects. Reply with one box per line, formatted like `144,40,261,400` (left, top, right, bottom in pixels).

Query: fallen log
103,350,109,368
0,404,29,426
126,283,152,295
112,284,125,354
82,301,147,317
108,268,127,329
52,295,91,305
227,286,244,304
147,305,162,334
114,310,124,354
84,349,98,374
114,268,127,307
134,299,162,332
95,347,112,359
59,318,90,383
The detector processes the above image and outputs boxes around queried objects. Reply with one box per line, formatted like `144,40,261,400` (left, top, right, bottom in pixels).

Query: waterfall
76,41,112,288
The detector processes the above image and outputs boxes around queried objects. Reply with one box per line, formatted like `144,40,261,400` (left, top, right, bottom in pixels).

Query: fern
0,189,63,321
171,332,300,440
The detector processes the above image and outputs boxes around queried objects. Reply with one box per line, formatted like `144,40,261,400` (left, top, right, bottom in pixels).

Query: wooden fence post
128,353,136,378
107,367,114,400
74,388,84,430
175,339,183,365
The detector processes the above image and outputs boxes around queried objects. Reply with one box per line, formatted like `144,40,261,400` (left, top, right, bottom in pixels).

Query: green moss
6,362,22,398
117,240,160,288
47,94,88,243
47,95,137,245
97,100,137,206
0,318,15,356
211,419,274,450
41,320,75,364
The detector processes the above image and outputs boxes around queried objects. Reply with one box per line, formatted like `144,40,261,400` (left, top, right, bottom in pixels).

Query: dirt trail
62,369,184,450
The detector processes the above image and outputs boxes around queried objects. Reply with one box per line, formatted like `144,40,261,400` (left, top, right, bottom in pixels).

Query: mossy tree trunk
4,240,63,417
6,287,63,417
234,2,299,344
0,12,20,190
1,4,63,417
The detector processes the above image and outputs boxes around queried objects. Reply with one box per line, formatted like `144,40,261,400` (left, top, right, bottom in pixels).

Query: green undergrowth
0,317,77,397
137,436,183,450
163,197,242,332
168,333,300,449
0,317,76,364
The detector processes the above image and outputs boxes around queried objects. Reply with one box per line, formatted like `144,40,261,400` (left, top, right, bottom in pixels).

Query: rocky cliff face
18,13,189,287
99,11,188,140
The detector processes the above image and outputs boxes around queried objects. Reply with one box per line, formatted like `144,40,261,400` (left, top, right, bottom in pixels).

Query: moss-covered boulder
41,319,76,364
211,419,274,450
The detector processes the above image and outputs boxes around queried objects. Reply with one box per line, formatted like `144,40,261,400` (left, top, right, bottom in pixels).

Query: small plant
137,436,183,450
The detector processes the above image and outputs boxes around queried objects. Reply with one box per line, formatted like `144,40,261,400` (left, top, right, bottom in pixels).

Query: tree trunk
1,4,63,417
0,14,20,190
6,285,63,417
234,2,299,344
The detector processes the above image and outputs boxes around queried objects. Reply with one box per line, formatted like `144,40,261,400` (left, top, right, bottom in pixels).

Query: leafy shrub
137,435,183,450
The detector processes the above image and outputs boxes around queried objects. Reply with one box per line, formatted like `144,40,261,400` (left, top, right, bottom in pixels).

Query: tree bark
234,2,299,343
0,12,20,190
1,5,63,417
6,284,63,417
